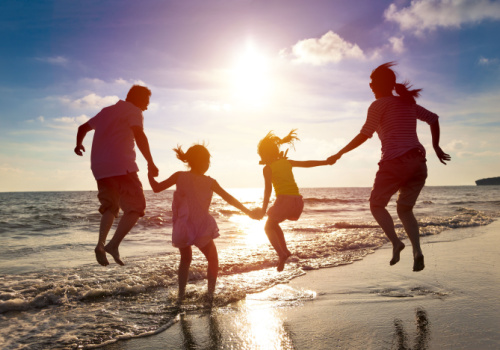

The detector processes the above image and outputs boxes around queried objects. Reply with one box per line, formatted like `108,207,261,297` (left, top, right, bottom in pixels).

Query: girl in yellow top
257,130,332,271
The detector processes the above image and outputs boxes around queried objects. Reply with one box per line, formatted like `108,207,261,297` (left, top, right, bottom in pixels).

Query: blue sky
1,0,499,191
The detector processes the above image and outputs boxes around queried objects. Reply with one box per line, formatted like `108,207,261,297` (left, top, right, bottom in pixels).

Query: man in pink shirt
74,85,159,266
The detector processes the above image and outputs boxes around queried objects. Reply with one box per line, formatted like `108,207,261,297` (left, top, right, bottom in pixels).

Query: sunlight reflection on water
229,214,268,246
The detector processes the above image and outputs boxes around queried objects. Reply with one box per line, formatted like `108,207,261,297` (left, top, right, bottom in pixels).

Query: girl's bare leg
265,219,291,271
178,246,192,303
199,240,219,303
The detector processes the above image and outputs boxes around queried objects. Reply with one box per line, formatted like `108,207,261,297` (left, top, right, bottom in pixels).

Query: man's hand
148,163,159,177
74,145,85,156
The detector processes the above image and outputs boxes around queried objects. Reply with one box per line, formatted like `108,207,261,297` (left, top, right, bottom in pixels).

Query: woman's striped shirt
360,96,438,162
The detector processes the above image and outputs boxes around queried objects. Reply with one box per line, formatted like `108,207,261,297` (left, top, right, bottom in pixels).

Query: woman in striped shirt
327,62,451,272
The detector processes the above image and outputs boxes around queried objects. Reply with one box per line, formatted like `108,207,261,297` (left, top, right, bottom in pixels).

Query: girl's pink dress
171,172,219,249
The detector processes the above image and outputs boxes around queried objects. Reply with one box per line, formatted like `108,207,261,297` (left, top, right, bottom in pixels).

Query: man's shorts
96,172,146,218
370,148,428,208
267,195,304,223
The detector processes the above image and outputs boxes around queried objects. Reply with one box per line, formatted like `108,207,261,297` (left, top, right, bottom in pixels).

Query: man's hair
126,85,152,106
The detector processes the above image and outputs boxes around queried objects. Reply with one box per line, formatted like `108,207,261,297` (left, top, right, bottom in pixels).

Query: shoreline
103,219,500,349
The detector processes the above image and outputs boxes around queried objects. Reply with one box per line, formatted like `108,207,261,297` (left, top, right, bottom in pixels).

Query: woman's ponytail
395,81,422,105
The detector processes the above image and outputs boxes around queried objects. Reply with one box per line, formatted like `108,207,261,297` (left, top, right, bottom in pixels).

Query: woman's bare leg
397,204,424,271
370,204,406,266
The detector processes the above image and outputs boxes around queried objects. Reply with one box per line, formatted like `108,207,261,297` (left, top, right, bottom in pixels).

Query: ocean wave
1,188,499,349
303,197,364,205
449,200,500,206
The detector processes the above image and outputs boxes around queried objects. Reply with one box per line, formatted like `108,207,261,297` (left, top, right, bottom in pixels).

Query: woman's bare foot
413,253,425,272
390,242,405,266
104,244,125,266
277,252,292,272
95,245,109,266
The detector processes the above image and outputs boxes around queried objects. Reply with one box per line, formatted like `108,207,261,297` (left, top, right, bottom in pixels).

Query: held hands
327,153,342,165
434,146,451,165
249,207,265,220
148,163,159,177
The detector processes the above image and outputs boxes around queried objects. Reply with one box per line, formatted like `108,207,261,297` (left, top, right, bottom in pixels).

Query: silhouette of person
328,62,450,272
256,130,331,272
74,85,159,266
148,144,261,305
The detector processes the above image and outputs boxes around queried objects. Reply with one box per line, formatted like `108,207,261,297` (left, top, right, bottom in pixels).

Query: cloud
36,56,69,66
478,56,499,65
25,116,45,124
286,31,365,65
389,36,405,53
446,139,468,151
57,93,119,111
385,0,500,35
50,115,89,130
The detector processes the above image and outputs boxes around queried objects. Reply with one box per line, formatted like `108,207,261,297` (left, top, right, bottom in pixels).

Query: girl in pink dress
148,144,259,304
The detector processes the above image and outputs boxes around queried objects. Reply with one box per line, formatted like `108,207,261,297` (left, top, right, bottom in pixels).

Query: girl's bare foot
277,252,292,272
95,245,109,266
104,244,125,266
390,242,405,266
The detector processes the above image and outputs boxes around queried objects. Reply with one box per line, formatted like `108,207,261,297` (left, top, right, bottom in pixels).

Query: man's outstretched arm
75,122,92,156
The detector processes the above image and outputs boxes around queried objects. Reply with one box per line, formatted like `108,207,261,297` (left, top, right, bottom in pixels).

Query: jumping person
328,62,451,272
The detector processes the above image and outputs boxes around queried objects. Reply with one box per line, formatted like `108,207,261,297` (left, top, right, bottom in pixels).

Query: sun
232,43,273,107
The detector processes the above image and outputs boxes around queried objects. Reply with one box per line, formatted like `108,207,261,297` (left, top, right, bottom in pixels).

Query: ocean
0,186,499,349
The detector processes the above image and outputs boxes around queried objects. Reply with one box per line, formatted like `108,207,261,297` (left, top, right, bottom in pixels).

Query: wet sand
103,220,500,349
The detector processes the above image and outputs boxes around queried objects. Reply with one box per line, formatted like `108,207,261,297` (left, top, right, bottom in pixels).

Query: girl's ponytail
173,145,189,163
278,129,299,147
174,144,211,171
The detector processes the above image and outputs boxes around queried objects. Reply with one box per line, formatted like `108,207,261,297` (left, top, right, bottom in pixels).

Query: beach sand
103,220,500,349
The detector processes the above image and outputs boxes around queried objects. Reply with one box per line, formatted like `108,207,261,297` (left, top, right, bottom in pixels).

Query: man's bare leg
104,211,141,266
371,204,406,266
95,211,115,266
397,204,424,272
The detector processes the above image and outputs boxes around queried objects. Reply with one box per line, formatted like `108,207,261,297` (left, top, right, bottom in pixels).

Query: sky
1,0,499,192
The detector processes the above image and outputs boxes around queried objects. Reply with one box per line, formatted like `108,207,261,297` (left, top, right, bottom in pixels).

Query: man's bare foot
277,252,292,272
413,253,425,272
95,245,109,266
390,242,406,266
104,244,125,266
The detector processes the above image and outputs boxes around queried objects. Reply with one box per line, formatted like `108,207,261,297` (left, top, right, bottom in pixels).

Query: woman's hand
434,146,451,165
